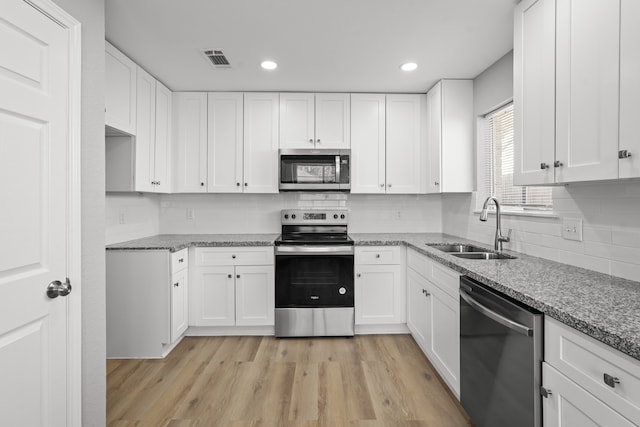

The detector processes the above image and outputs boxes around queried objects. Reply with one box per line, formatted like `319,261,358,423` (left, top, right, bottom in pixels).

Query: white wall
442,51,640,282
53,0,106,425
105,193,161,244
158,193,442,234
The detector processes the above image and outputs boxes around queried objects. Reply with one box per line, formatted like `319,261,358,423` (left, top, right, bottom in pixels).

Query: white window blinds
481,103,552,209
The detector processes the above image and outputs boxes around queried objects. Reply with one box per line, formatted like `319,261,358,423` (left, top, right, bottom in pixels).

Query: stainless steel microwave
279,149,350,191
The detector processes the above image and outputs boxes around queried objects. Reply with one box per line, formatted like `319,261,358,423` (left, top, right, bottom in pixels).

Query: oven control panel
281,209,349,225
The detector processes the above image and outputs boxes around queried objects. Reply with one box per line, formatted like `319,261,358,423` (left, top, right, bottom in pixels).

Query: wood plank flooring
107,334,472,426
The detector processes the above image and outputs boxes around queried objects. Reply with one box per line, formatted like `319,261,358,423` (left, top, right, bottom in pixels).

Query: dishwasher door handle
460,289,533,336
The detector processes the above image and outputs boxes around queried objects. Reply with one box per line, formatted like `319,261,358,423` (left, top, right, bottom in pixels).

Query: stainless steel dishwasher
459,276,543,427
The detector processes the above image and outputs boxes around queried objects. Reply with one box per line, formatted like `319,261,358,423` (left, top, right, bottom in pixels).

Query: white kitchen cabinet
354,246,403,326
542,317,640,426
351,94,386,194
514,0,623,185
406,248,461,397
207,92,244,193
243,93,280,193
105,41,136,135
542,363,636,427
173,92,208,192
426,80,473,194
106,248,189,358
134,68,171,193
618,0,640,179
279,93,350,149
385,94,427,194
190,247,274,328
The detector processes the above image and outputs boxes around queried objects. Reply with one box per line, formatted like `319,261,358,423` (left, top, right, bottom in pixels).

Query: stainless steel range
274,208,354,337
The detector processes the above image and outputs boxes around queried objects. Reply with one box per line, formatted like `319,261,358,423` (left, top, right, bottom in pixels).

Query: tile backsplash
442,180,640,282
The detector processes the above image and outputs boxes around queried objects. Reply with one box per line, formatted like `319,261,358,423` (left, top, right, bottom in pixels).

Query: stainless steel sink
426,243,489,253
427,243,517,260
452,252,516,260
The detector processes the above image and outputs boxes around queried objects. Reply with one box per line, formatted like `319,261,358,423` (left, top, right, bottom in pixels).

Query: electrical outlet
118,212,125,224
562,217,583,241
186,209,195,220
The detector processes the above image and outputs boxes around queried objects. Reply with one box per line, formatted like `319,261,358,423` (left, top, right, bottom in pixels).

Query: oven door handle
460,288,532,336
275,245,354,255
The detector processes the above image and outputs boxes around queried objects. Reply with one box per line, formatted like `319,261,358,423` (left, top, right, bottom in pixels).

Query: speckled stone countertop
107,232,640,361
106,234,279,252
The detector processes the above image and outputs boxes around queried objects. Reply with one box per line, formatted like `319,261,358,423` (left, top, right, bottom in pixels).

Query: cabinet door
426,82,442,194
235,265,275,326
190,266,235,326
154,81,171,193
386,94,426,194
207,92,243,193
173,92,208,192
514,0,556,186
279,93,315,149
243,93,279,193
355,264,402,325
170,267,188,342
555,0,620,183
619,0,640,179
351,94,386,193
105,41,136,135
542,363,636,427
134,67,156,192
440,80,473,193
406,268,430,351
315,93,350,149
428,281,460,396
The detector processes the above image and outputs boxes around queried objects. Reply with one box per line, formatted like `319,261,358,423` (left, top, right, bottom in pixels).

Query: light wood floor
107,334,472,427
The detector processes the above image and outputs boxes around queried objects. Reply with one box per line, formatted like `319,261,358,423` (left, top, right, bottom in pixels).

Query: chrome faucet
480,196,511,252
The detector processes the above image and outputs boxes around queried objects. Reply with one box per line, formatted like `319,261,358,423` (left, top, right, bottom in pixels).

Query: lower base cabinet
406,248,461,397
189,247,275,327
106,248,189,358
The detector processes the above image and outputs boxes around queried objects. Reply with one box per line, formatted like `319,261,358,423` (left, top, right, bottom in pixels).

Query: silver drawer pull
604,373,621,388
540,387,552,398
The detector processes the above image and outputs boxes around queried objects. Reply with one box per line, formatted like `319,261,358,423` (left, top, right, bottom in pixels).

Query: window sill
471,209,558,219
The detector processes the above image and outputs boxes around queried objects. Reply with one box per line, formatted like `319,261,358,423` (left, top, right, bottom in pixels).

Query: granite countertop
106,232,640,361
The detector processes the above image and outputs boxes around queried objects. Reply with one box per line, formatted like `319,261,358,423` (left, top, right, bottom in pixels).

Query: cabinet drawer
195,246,274,266
407,248,460,299
171,248,188,273
545,317,640,424
355,246,401,265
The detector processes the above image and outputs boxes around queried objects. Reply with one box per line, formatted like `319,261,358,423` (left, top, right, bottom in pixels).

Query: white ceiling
106,0,517,93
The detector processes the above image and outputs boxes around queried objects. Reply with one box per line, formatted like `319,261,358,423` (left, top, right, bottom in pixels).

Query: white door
619,0,640,179
190,266,235,326
406,268,429,350
235,265,275,326
350,94,386,194
0,1,71,425
135,66,156,192
429,283,460,396
315,93,350,149
154,80,172,192
207,92,243,193
555,0,620,183
354,265,402,325
426,82,443,194
243,92,279,193
171,268,189,342
279,93,315,148
173,92,208,192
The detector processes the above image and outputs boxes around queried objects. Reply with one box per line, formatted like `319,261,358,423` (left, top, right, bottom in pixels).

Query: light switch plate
562,217,583,241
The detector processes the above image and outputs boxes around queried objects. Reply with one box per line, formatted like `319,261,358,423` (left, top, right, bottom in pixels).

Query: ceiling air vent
202,49,231,68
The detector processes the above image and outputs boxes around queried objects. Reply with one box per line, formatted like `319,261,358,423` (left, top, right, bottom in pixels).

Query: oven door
275,246,354,308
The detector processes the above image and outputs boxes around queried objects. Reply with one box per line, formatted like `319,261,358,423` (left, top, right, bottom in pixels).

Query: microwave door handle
460,289,532,336
336,155,341,184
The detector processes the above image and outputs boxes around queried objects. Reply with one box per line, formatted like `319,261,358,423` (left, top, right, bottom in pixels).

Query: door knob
47,278,72,299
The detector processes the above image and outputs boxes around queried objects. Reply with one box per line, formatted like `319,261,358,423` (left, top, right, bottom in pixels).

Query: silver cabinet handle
540,387,552,398
232,254,236,259
388,183,392,188
357,273,361,278
422,289,430,297
380,184,384,188
236,274,240,279
46,278,72,299
554,160,563,167
460,288,532,336
317,139,321,143
540,163,549,169
619,150,632,159
227,274,232,279
173,282,179,287
236,182,240,186
178,258,184,263
604,373,621,388
434,181,439,186
309,138,313,143
376,254,380,258
244,183,248,187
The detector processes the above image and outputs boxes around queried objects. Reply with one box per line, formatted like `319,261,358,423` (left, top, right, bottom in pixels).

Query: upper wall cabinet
426,80,473,194
351,94,386,193
280,93,350,149
105,42,137,135
173,92,208,193
385,94,427,194
135,67,171,193
515,0,633,185
207,93,279,193
619,0,640,179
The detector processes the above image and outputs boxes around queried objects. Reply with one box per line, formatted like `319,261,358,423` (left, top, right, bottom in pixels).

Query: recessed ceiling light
400,62,418,72
261,60,278,70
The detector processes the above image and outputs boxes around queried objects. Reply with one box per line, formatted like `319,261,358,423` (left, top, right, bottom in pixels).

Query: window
478,103,553,212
